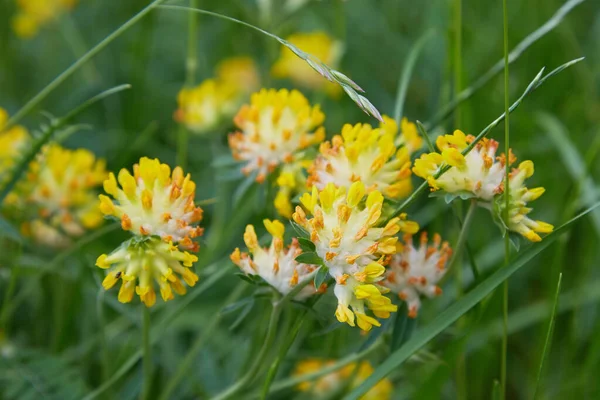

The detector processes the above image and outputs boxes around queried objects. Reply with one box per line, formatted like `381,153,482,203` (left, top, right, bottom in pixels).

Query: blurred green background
0,0,599,399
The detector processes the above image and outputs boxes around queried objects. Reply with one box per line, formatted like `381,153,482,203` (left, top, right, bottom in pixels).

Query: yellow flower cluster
272,31,343,97
231,219,324,299
294,359,393,399
97,238,198,307
384,232,451,318
21,144,107,247
175,57,260,134
307,115,418,199
228,88,325,184
413,130,553,241
97,157,204,306
292,182,419,331
12,0,77,38
273,159,310,218
413,130,506,200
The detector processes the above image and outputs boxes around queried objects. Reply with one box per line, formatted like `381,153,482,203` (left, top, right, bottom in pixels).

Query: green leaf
313,266,329,289
345,202,599,399
297,237,316,252
220,297,255,315
295,252,324,265
390,305,417,352
290,221,309,239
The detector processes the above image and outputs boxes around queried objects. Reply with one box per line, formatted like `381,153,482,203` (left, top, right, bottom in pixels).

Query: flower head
294,359,393,399
272,31,344,96
231,219,323,299
499,160,553,242
308,115,417,199
17,144,106,247
228,88,325,183
174,79,239,134
12,0,77,38
96,237,199,307
413,130,506,200
384,232,451,318
99,157,204,251
216,57,260,95
292,182,419,330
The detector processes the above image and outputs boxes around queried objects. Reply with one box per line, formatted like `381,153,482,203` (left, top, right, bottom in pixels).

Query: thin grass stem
533,273,562,399
141,307,152,400
501,0,510,396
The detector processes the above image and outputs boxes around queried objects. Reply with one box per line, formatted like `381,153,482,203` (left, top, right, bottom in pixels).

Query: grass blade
536,112,600,236
0,84,131,204
392,30,435,125
5,0,165,129
532,273,562,399
346,202,600,399
158,5,383,121
426,0,587,128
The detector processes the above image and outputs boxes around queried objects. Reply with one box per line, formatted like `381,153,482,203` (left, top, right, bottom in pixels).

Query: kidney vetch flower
292,182,419,331
308,115,418,199
231,219,323,299
228,88,325,184
384,232,451,318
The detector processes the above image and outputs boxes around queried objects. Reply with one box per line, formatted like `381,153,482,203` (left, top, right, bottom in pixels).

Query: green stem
501,0,510,397
158,284,246,400
4,0,166,130
213,300,283,400
0,264,20,332
141,307,152,400
97,290,112,400
448,200,477,272
57,14,100,83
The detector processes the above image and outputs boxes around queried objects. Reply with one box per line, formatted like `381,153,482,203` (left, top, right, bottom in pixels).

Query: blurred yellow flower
231,219,324,298
273,158,311,218
99,157,204,252
0,107,29,178
292,182,419,331
308,115,418,199
216,56,260,95
500,160,553,242
294,359,393,399
12,0,78,38
174,79,239,134
384,232,451,318
96,237,198,307
272,31,344,96
228,88,325,184
18,144,106,247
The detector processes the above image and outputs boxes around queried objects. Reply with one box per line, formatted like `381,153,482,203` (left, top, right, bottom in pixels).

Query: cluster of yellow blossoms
413,130,553,242
292,182,419,331
1,108,107,247
384,232,452,318
308,116,419,200
96,157,203,306
294,359,393,399
228,88,325,184
272,31,344,97
12,0,77,38
175,57,260,134
231,219,324,299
